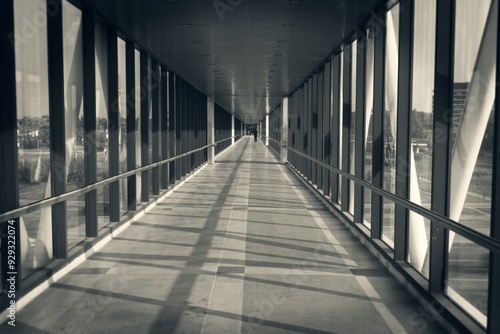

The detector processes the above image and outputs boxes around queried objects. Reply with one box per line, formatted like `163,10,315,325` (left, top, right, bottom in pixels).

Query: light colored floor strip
355,276,408,334
280,164,407,333
279,166,357,268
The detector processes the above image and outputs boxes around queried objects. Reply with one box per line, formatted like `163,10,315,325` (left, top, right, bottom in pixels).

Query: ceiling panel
79,0,388,124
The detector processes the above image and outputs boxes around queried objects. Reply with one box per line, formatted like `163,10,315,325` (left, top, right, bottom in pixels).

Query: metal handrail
263,135,500,253
0,135,242,223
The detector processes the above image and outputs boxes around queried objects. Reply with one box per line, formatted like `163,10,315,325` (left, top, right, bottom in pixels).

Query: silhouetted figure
253,129,258,142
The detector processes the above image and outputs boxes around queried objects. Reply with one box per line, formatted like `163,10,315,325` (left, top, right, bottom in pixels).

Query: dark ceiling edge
67,0,243,122
259,0,398,124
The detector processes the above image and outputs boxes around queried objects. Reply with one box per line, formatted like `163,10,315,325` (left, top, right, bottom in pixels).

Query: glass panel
382,4,400,247
135,49,142,204
447,238,489,327
95,21,109,229
14,0,53,276
15,0,51,206
364,26,375,228
407,0,436,278
63,0,85,247
118,38,128,215
349,40,357,215
447,0,496,326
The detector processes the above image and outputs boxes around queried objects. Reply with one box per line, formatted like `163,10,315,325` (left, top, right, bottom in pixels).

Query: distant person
253,129,258,142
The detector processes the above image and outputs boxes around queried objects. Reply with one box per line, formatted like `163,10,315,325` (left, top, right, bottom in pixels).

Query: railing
262,135,500,254
0,135,242,224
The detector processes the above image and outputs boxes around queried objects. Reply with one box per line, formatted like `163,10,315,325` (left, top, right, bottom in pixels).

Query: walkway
1,137,446,334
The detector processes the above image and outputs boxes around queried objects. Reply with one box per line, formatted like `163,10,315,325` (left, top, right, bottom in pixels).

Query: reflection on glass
407,0,436,278
349,40,357,215
95,21,110,229
364,26,375,228
118,38,128,215
15,0,53,278
446,0,496,326
382,4,400,247
63,0,85,246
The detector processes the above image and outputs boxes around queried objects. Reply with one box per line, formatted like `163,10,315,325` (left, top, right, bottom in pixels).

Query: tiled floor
1,137,446,333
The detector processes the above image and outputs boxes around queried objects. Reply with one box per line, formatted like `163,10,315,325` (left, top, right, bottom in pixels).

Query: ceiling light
282,24,293,27
181,24,192,27
290,0,302,3
274,54,282,57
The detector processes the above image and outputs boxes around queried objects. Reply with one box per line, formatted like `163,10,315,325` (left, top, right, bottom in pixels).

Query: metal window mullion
151,59,160,196
169,73,175,184
317,70,324,189
311,73,318,185
82,9,98,236
140,51,150,203
323,62,332,197
488,9,500,329
371,13,386,240
331,54,341,203
126,39,137,211
161,66,169,190
0,0,21,289
48,0,68,256
394,0,414,261
175,76,182,181
429,0,454,294
355,34,366,225
341,44,352,213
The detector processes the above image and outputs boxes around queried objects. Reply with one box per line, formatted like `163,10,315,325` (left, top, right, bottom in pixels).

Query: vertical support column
83,9,98,235
488,13,500,329
354,34,366,224
265,114,269,146
48,0,68,257
231,114,235,145
151,59,160,196
107,28,120,222
161,66,169,190
281,97,289,164
140,51,150,203
488,4,500,330
341,44,352,212
371,13,386,239
0,0,21,288
175,77,181,180
429,0,454,294
394,0,413,261
331,54,341,204
125,39,137,211
323,61,332,197
168,72,175,184
207,96,215,165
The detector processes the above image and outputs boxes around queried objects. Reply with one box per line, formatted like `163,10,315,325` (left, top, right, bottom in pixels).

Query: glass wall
364,26,375,228
95,21,110,230
407,0,436,278
382,4,400,247
349,40,357,215
63,0,85,248
446,0,496,326
117,37,128,215
14,0,53,279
